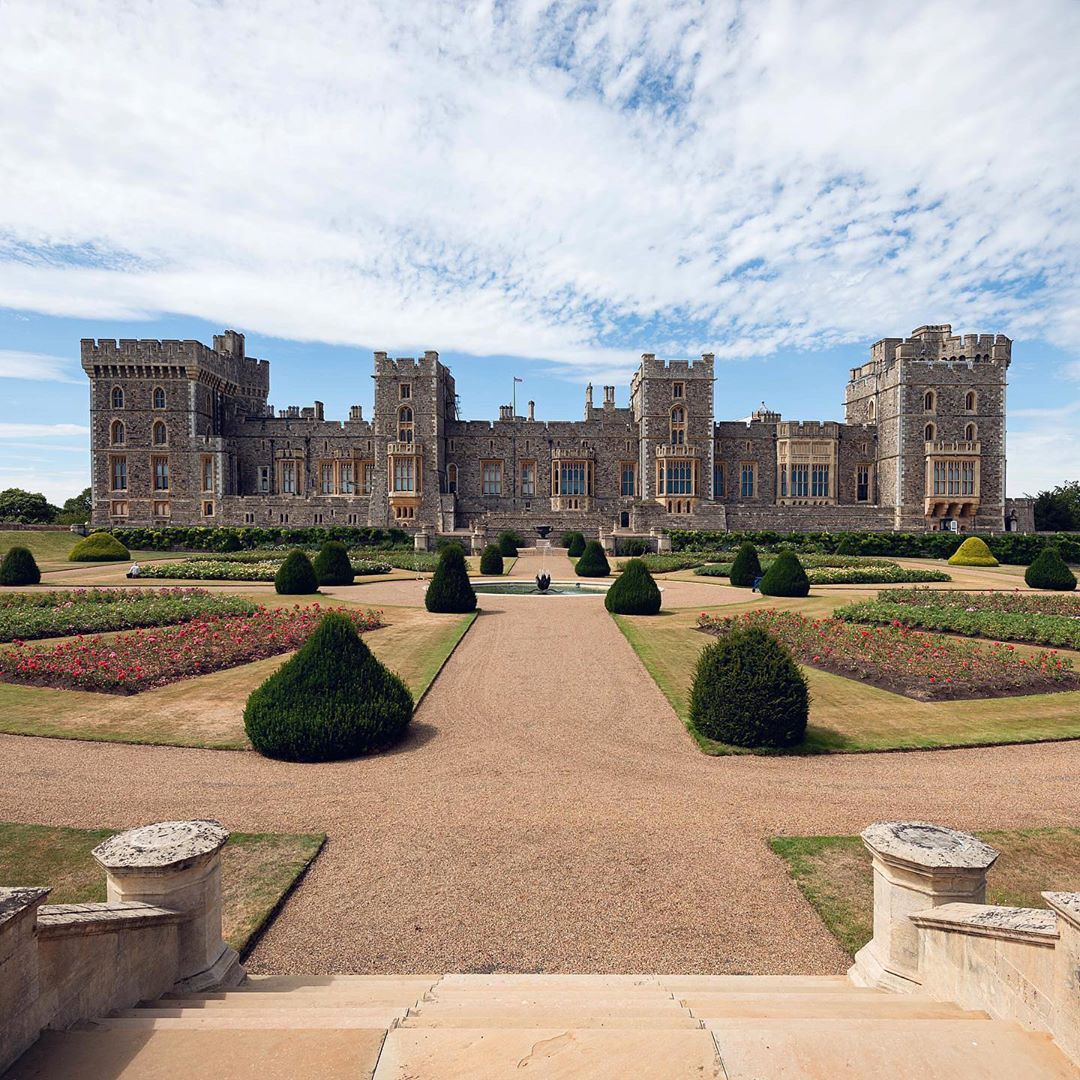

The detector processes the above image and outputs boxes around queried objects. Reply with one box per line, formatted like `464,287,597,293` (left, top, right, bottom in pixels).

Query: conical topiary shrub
689,626,808,748
1024,546,1077,591
605,558,661,614
479,544,504,575
312,541,354,586
566,532,586,558
69,532,129,562
758,549,810,597
244,612,413,761
274,549,319,594
575,539,610,577
728,541,762,587
497,530,520,557
0,546,41,585
425,545,477,613
948,536,999,567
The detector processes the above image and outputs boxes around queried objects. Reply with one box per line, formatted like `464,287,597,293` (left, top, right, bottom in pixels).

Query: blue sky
1,0,1078,503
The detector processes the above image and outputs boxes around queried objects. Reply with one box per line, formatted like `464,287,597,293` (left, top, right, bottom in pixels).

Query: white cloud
0,350,80,382
0,423,88,438
0,0,1076,380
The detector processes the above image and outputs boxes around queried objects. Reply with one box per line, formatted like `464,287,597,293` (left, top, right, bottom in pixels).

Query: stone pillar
653,530,672,553
470,526,486,555
600,530,614,554
1043,892,1080,1066
0,888,50,1073
414,528,430,552
850,821,998,992
92,820,243,993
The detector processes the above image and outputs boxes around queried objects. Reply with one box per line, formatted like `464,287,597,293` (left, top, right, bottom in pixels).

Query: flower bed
696,609,1077,701
140,558,392,581
866,589,1080,617
0,589,256,642
0,605,383,693
694,558,950,585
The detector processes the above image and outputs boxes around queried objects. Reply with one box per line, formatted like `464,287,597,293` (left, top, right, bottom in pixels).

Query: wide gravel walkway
1,549,1078,975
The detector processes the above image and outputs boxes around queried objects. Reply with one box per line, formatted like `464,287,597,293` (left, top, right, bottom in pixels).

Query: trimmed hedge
1024,547,1077,591
104,525,412,553
274,550,319,594
69,532,130,562
566,532,586,558
497,530,522,557
0,546,41,586
479,544,504,575
948,536,999,567
617,538,649,557
689,626,808,748
425,545,477,613
244,612,412,761
605,558,661,614
728,542,762,587
575,540,610,577
312,541,355,586
759,550,810,597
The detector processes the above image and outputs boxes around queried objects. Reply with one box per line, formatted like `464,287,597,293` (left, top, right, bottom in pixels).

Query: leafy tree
1033,482,1080,532
0,488,58,524
56,487,92,525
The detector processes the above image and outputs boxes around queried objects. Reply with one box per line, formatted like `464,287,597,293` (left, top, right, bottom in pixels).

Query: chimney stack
527,400,535,421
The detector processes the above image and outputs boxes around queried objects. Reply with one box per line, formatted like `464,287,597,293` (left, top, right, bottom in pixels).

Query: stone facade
82,324,1013,535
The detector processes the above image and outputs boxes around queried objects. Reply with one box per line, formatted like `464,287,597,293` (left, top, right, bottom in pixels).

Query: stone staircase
7,973,1077,1079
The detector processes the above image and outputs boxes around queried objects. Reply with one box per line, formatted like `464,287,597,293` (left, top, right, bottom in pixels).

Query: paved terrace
1,548,1078,974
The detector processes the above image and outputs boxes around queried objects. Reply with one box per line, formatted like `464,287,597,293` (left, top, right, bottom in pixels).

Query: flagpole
512,378,516,418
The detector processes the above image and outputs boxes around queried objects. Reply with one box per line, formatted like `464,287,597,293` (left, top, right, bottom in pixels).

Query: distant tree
56,487,92,525
1032,482,1080,532
0,488,58,524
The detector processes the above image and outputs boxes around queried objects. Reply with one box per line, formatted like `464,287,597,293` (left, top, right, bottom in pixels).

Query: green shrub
436,537,466,555
425,545,477,613
759,550,810,597
575,540,610,577
948,536,999,567
244,612,412,762
0,546,41,585
274,550,319,594
559,531,576,548
605,559,661,614
689,626,809,748
108,525,412,553
618,538,649,557
69,532,130,562
497,530,522,557
312,541,354,586
479,544,504,575
566,532,586,558
834,535,860,556
1024,547,1077,591
728,542,762,587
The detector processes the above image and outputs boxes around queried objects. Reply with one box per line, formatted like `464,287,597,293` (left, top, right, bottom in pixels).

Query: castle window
110,455,127,492
672,382,684,399
320,462,334,495
868,399,876,422
152,421,167,446
340,461,355,494
924,390,936,412
258,466,270,493
965,390,977,412
856,465,871,503
964,423,977,442
110,419,125,446
398,406,414,443
933,460,977,497
557,461,588,497
152,455,169,492
621,461,637,497
658,460,693,496
670,406,686,445
740,462,756,498
791,464,809,498
520,460,536,497
393,458,416,493
202,501,214,517
447,463,457,495
279,461,297,495
360,461,374,495
111,386,124,409
201,455,214,493
153,387,166,409
244,512,255,524
400,383,411,400
811,464,830,499
152,500,170,519
481,461,503,496
109,500,128,518
714,461,725,498
924,422,936,442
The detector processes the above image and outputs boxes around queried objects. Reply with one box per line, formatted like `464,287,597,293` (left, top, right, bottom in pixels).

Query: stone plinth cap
861,822,998,871
0,886,51,928
1043,892,1080,931
92,820,229,874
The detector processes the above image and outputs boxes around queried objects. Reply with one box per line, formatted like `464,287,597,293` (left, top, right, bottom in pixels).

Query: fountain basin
473,579,611,595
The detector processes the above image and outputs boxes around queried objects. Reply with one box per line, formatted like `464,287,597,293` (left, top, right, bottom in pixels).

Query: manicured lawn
0,821,324,957
614,604,1080,754
466,556,516,576
770,827,1080,957
0,604,476,748
0,529,167,573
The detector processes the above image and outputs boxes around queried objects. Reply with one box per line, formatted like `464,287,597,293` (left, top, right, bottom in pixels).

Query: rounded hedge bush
0,546,41,585
605,558,661,614
435,538,466,556
244,612,413,761
948,536,999,567
758,549,810,597
274,549,319,594
497,530,521,557
689,626,808,748
566,532,587,558
728,542,763,587
312,541,354,586
479,544,504,575
559,531,576,548
575,540,610,577
68,532,130,562
1024,546,1077,591
425,545,477,613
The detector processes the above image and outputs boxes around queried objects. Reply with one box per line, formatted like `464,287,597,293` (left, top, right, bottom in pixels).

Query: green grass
770,828,1080,958
613,605,1080,755
0,529,167,573
0,821,324,957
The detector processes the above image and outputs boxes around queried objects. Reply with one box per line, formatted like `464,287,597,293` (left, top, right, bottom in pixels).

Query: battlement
372,351,442,376
853,326,1011,380
634,352,715,380
778,421,840,438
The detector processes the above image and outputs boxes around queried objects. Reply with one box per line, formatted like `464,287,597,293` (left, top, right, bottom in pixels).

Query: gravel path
1,549,1078,975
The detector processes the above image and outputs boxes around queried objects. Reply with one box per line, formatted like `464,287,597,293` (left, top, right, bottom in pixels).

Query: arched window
447,463,457,494
153,386,166,409
110,419,125,445
111,386,124,409
923,390,936,412
868,399,876,422
924,422,935,442
398,406,414,443
670,406,686,445
152,421,168,446
964,423,977,442
965,390,976,412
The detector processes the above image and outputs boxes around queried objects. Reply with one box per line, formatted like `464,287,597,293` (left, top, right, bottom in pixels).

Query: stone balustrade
0,820,243,1074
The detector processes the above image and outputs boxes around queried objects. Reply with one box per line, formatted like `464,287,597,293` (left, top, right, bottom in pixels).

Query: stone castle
82,324,1026,535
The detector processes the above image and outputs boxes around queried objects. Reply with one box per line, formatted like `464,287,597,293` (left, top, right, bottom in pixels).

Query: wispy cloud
0,423,89,438
0,350,79,382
